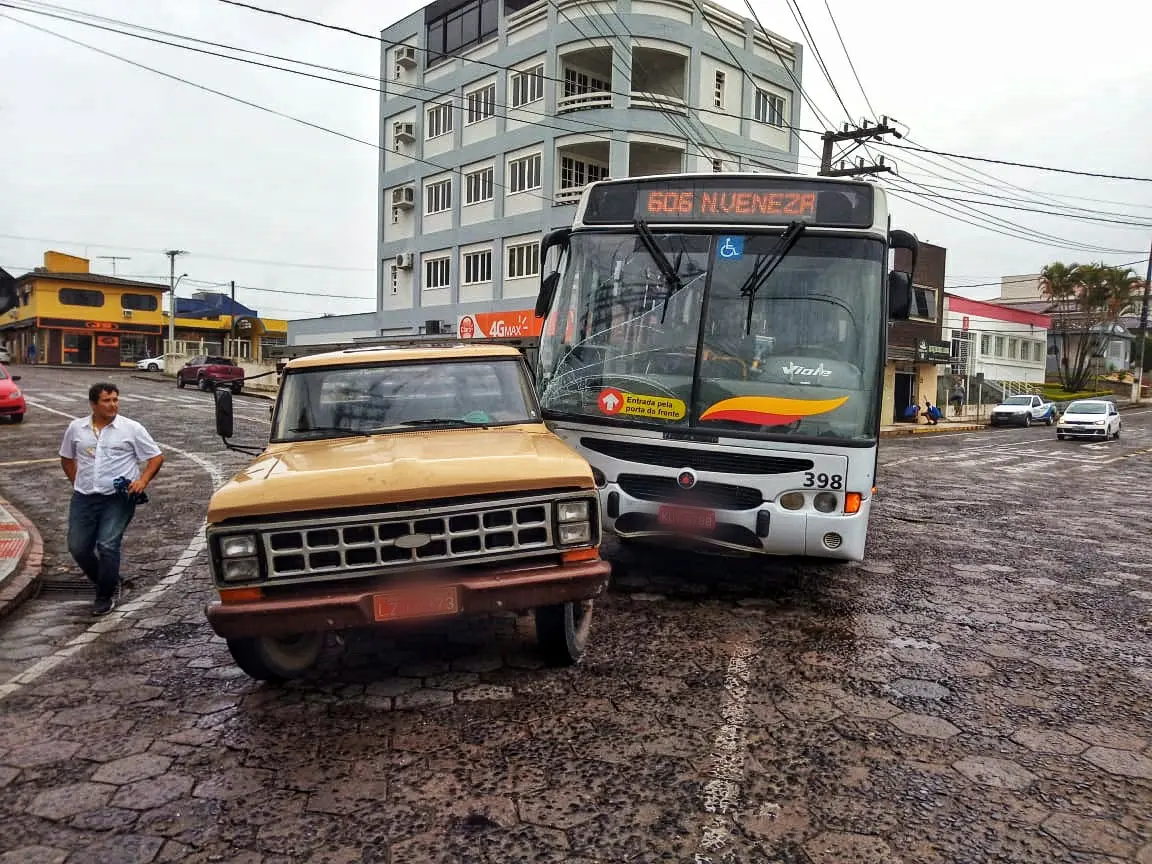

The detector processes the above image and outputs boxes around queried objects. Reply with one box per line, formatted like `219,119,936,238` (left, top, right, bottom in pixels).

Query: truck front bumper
205,557,611,640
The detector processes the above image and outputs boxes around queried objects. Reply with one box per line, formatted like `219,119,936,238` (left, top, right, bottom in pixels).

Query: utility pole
229,280,236,354
164,249,188,352
819,116,902,178
96,255,130,276
1134,239,1152,403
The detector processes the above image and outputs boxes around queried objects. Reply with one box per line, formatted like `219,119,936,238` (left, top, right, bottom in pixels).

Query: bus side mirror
888,272,912,320
214,388,234,439
536,272,560,319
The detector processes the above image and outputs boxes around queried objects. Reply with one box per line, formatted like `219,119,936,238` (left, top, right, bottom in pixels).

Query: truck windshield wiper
739,220,806,334
633,219,683,322
388,418,489,429
288,426,365,437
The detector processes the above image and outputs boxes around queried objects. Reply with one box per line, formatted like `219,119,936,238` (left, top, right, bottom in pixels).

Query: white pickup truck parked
989,394,1057,427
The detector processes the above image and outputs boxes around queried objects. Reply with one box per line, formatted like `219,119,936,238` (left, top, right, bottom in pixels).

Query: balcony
555,141,610,206
629,46,687,116
628,141,684,177
558,48,614,115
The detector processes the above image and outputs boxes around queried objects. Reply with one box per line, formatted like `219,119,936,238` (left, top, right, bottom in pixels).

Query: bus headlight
813,492,838,513
779,492,805,510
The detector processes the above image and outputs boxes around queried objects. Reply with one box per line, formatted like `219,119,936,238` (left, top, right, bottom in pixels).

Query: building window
910,286,936,321
1033,341,1044,362
121,293,158,312
508,153,541,194
560,156,608,190
506,242,540,279
980,333,991,355
712,158,724,173
713,70,726,109
754,90,786,126
58,288,104,307
465,167,494,204
994,336,1005,357
511,64,544,108
463,249,492,284
390,265,399,295
426,102,453,139
426,0,499,67
465,83,496,124
424,256,451,290
1008,338,1019,359
392,207,400,225
563,68,609,97
425,179,452,215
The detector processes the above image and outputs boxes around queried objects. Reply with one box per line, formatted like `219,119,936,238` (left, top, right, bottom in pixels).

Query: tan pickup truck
205,343,610,681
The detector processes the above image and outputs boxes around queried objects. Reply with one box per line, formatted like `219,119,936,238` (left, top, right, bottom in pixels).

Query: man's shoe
92,596,116,616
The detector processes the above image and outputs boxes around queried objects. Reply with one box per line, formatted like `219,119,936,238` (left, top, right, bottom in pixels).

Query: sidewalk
880,420,985,438
0,496,43,621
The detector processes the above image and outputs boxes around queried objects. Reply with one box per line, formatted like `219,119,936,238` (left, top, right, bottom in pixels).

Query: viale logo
781,361,832,378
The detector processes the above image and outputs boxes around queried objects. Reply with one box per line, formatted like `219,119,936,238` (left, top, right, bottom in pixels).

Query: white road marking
695,636,757,864
1,400,226,703
35,392,73,402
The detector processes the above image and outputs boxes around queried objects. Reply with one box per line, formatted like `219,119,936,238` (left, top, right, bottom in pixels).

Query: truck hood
207,424,594,523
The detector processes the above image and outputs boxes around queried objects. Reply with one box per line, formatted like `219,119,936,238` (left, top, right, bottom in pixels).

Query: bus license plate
373,586,460,622
658,505,716,532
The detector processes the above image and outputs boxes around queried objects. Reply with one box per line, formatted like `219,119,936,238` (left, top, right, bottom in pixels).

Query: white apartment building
944,294,1050,385
288,0,803,346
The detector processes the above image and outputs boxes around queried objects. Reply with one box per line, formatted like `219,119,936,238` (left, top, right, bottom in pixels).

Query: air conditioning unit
395,45,417,68
390,185,415,209
122,309,133,319
393,121,416,145
425,319,442,335
395,252,414,270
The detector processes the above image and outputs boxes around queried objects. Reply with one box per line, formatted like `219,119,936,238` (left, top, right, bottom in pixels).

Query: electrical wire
782,0,852,123
821,0,875,121
878,139,1152,183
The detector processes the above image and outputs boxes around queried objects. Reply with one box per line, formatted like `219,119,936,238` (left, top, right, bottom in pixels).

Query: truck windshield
272,359,540,441
537,232,886,441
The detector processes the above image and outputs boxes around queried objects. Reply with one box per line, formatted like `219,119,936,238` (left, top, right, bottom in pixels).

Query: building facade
884,242,948,422
167,292,288,362
0,252,167,367
289,0,803,346
943,294,1049,385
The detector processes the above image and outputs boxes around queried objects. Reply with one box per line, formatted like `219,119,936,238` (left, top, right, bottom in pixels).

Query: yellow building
1,251,167,367
164,309,289,363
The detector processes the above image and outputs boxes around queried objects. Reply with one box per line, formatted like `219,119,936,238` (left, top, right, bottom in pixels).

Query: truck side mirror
888,272,912,320
214,388,234,439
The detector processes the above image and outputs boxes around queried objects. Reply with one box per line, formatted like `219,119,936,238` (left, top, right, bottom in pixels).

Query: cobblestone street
1,367,1150,863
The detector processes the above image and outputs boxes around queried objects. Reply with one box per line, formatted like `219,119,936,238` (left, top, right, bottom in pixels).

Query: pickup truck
176,355,244,393
989,394,1056,427
203,343,611,681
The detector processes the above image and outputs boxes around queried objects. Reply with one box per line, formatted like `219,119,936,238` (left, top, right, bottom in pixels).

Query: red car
176,355,245,394
0,364,25,423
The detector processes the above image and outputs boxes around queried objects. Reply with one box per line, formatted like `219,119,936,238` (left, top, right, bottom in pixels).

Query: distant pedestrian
25,342,36,365
58,383,164,615
924,399,942,425
950,383,965,416
902,403,920,422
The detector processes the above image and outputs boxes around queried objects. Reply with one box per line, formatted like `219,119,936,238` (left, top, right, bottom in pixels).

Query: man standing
950,382,965,417
59,383,164,615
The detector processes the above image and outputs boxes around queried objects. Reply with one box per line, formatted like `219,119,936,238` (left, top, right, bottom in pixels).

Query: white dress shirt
59,414,163,495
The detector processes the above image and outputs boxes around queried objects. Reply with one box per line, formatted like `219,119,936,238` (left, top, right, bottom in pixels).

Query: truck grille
262,501,554,578
617,474,763,510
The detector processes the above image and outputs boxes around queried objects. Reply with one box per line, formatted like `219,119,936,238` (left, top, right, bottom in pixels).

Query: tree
1040,262,1139,391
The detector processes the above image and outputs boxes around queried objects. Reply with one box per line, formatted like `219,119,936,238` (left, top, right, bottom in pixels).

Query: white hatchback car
1057,399,1121,441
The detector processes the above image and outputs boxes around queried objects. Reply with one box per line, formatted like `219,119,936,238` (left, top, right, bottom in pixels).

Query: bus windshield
537,231,886,442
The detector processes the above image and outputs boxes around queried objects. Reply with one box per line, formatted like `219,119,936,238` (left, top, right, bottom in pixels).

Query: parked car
136,354,170,372
0,364,25,423
176,356,244,393
989,394,1056,427
0,345,10,364
1057,399,1121,440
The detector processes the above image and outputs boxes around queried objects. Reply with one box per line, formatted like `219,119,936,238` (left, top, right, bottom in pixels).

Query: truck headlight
559,522,592,545
558,501,589,522
221,534,258,557
222,558,261,582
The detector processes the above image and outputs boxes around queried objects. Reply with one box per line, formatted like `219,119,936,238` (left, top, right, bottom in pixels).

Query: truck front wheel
226,632,325,681
535,600,594,666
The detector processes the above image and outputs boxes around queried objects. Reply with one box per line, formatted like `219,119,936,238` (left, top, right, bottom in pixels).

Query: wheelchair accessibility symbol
718,235,744,260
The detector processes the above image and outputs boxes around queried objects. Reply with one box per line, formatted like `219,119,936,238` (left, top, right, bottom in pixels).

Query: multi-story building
288,0,803,346
943,294,1049,385
885,242,948,422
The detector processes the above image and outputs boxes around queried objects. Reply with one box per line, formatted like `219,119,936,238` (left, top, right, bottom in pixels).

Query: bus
531,173,918,562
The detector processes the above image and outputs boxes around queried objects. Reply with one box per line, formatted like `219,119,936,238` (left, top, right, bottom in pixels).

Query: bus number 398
803,472,843,490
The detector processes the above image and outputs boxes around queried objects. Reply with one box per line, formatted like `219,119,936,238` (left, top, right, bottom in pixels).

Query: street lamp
168,272,188,353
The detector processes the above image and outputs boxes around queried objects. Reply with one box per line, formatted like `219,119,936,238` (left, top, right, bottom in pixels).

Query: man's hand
127,478,149,495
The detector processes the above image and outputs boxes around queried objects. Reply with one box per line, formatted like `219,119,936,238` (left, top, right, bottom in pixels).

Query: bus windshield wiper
633,219,683,322
740,220,806,333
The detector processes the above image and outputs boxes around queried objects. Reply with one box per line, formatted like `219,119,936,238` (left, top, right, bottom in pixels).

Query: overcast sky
2,0,1150,319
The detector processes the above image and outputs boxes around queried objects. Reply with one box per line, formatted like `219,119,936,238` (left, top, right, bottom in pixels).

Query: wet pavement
0,367,1150,863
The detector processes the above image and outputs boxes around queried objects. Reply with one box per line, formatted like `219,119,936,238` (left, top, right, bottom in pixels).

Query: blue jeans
67,491,136,600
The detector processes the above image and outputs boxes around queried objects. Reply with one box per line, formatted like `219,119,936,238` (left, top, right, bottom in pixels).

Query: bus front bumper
601,484,870,561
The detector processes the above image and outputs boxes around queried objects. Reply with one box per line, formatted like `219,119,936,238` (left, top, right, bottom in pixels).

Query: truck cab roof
284,342,523,371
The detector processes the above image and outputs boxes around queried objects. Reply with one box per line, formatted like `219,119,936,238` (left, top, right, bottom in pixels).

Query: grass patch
1039,386,1113,402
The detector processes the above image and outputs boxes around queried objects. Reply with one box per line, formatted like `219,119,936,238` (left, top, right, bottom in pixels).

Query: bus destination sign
582,176,874,228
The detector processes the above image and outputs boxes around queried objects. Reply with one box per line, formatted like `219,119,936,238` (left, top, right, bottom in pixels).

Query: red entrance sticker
598,387,624,415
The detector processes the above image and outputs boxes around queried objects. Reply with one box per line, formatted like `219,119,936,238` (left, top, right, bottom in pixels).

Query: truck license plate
657,505,716,532
373,585,460,622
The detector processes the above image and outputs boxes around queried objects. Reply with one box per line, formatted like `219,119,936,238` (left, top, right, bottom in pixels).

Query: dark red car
0,363,25,423
176,356,245,394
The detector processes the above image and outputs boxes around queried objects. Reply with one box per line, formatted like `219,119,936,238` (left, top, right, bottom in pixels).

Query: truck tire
1044,412,1053,426
231,383,243,395
535,600,594,666
1023,414,1031,427
198,377,214,392
176,375,185,389
226,633,325,682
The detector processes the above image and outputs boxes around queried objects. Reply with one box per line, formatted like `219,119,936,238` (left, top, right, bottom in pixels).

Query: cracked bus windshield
273,359,539,442
537,233,885,441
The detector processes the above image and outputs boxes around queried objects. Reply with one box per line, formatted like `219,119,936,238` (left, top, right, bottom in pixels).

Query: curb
128,373,276,401
0,497,44,622
880,423,985,438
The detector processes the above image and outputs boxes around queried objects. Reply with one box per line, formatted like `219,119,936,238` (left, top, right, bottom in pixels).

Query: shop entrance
63,332,93,365
894,372,916,421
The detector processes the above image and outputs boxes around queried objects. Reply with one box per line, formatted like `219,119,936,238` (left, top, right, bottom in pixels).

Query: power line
782,0,851,123
877,139,1152,183
898,189,1152,229
821,0,875,121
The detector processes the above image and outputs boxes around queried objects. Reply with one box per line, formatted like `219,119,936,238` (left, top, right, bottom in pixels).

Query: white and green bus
532,173,919,562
